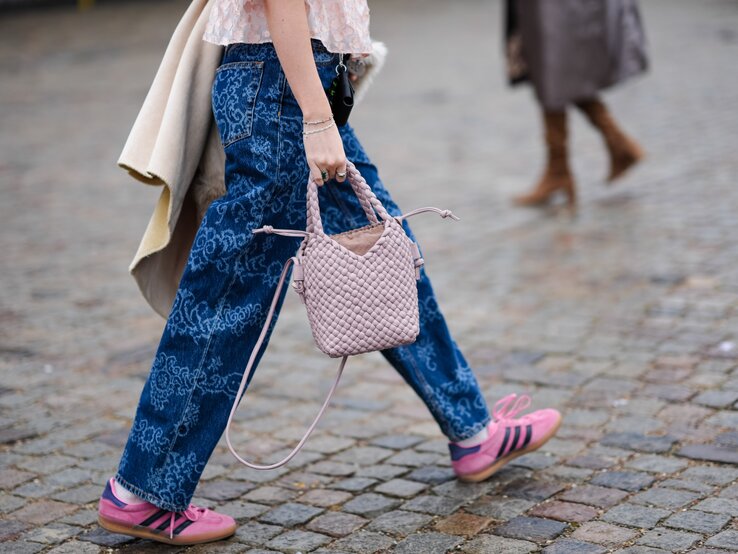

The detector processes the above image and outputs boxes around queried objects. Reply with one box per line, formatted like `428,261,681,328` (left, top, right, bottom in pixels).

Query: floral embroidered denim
116,41,490,512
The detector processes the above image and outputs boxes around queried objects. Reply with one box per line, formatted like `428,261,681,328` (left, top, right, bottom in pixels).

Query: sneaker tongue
184,505,207,520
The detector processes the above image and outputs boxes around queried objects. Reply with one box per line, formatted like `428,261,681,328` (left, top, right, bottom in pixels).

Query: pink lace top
203,0,372,54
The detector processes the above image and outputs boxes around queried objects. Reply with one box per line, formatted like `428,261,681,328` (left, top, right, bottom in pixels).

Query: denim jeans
116,41,490,512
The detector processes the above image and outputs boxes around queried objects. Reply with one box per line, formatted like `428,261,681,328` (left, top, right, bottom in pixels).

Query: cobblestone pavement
2,0,738,552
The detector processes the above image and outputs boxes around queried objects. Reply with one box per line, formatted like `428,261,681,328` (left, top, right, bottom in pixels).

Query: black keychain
326,54,354,126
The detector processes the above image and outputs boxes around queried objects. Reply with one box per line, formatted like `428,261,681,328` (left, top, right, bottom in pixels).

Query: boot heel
514,111,578,207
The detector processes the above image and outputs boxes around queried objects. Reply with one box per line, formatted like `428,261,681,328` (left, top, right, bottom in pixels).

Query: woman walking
98,0,562,545
507,0,648,207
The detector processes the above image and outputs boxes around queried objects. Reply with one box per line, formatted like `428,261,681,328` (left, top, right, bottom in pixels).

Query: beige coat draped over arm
118,0,226,318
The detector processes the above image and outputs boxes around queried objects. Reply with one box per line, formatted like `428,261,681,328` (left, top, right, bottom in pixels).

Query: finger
335,161,348,183
328,163,343,182
308,161,324,186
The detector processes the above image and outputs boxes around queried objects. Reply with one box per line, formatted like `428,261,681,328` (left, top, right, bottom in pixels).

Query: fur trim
192,177,226,221
353,41,388,106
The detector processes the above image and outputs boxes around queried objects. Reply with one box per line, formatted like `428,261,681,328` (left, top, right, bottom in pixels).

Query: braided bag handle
306,161,391,235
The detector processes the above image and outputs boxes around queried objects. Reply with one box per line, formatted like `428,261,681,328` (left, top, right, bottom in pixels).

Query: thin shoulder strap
224,256,347,470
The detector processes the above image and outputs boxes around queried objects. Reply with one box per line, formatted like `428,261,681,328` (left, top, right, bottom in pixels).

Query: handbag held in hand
225,162,458,469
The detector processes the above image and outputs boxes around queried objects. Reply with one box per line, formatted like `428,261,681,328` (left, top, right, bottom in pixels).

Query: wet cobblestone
572,521,639,547
636,528,702,552
495,516,568,543
367,510,432,537
433,512,491,536
305,512,367,538
542,540,606,554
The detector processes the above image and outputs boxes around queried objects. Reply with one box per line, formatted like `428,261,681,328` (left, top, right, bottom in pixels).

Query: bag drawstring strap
396,207,459,278
254,207,460,240
252,206,459,284
252,225,310,238
396,207,460,222
224,256,347,470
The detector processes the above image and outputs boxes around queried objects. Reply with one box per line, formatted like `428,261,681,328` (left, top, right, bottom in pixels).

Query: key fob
326,61,354,127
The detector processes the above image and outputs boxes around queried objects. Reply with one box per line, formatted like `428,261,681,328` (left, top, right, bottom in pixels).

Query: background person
506,0,648,207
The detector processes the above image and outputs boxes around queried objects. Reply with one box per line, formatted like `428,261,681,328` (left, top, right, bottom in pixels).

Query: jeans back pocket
212,61,264,148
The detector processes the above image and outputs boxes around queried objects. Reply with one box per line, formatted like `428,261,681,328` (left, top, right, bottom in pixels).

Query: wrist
303,114,334,126
301,103,332,122
302,119,336,136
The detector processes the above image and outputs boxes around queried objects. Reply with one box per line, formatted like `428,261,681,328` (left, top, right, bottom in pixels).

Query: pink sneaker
450,394,562,482
98,479,236,545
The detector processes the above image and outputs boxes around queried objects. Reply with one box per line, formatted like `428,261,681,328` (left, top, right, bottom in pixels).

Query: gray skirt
506,0,648,110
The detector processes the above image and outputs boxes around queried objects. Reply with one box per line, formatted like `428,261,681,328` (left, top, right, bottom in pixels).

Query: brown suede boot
514,110,576,207
576,98,644,183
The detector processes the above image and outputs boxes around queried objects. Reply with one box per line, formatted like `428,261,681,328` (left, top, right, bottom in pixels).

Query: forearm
264,0,331,120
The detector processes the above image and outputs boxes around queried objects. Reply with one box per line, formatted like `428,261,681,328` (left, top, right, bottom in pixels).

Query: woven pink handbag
225,162,457,469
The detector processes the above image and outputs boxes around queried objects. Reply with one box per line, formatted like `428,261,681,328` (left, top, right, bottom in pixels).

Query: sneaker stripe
139,509,168,528
154,514,194,534
522,424,533,448
173,519,195,535
154,517,175,532
150,513,197,536
496,426,512,459
510,425,521,454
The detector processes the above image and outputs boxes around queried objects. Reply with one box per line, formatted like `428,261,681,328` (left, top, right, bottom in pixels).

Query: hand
263,0,350,186
303,119,347,186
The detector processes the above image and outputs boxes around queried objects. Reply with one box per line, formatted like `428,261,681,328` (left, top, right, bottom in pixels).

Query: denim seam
216,60,264,72
155,259,243,474
276,69,287,184
149,228,271,505
150,140,281,505
135,55,245,510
